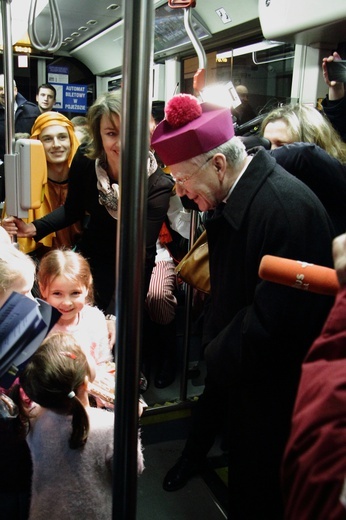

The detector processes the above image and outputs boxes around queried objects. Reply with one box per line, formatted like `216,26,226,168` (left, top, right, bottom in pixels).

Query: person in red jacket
282,232,346,520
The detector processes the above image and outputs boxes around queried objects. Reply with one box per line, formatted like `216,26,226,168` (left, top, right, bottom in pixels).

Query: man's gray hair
198,136,247,168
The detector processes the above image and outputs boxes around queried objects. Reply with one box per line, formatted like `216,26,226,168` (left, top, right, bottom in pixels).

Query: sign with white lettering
51,83,87,113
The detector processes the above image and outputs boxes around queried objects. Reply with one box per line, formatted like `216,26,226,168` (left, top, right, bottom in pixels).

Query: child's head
0,243,36,308
20,332,94,449
37,249,94,321
0,226,11,244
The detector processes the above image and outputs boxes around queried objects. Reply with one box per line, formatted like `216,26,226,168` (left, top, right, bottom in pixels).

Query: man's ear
212,153,227,178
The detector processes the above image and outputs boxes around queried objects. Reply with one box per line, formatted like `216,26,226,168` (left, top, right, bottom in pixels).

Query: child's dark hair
20,333,92,449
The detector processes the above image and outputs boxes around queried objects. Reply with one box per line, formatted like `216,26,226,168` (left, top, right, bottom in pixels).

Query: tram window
108,76,122,92
154,3,210,56
182,42,295,120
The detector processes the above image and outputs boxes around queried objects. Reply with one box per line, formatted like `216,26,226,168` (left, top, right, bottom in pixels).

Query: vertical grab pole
112,0,154,519
1,0,18,246
179,209,199,400
172,5,206,401
1,0,15,156
183,7,206,95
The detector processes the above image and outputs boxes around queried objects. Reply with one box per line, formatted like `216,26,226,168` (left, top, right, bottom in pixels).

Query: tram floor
137,407,228,520
137,353,228,517
136,296,228,518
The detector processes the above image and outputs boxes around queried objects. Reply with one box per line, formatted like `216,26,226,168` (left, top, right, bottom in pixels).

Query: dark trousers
182,376,228,463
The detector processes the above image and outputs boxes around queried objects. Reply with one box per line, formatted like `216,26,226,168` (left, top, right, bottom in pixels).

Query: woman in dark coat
2,90,174,312
270,142,346,236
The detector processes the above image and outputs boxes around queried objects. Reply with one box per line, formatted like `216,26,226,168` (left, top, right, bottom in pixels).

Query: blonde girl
37,249,112,367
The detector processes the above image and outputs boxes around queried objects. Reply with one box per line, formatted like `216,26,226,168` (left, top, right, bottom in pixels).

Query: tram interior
1,0,346,518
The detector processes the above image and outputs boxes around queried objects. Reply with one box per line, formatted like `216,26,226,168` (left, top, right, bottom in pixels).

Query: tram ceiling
28,0,346,58
33,0,124,53
5,0,345,77
259,0,346,48
33,0,253,53
19,0,258,75
1,1,346,67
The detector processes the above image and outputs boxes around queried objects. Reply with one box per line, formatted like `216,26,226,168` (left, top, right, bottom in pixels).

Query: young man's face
39,125,71,166
36,88,56,112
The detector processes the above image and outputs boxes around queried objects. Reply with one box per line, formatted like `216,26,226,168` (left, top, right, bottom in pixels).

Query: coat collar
221,149,277,231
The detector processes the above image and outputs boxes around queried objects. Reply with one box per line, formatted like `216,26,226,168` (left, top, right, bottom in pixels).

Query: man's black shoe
163,456,200,491
154,361,176,389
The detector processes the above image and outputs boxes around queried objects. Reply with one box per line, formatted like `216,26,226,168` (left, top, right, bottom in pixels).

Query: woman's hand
1,217,36,238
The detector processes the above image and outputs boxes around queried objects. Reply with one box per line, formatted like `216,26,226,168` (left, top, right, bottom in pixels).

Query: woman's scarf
96,150,157,219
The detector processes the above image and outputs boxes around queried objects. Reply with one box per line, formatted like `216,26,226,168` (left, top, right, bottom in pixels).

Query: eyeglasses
172,156,213,187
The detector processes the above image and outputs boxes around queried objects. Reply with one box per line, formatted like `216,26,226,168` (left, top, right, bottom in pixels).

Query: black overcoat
203,149,335,518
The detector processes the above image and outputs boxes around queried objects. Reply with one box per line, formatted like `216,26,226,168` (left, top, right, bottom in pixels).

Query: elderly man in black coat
151,93,335,520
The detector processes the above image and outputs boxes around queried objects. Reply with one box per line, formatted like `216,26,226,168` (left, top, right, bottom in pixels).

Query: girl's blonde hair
0,244,35,297
37,249,94,304
260,103,346,164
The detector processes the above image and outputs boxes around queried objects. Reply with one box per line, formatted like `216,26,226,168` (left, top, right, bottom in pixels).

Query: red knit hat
151,93,234,166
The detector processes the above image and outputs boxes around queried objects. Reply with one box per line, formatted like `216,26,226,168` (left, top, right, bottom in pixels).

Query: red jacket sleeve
282,287,346,520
